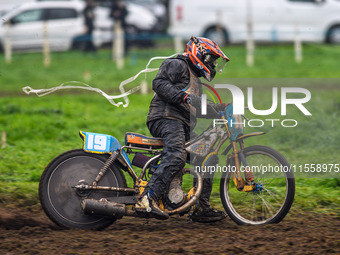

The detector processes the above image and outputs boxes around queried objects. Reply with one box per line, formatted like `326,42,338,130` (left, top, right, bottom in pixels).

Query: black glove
214,103,230,112
184,94,201,107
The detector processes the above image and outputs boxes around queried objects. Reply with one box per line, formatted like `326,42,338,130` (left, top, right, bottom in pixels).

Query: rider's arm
152,59,189,104
195,102,221,119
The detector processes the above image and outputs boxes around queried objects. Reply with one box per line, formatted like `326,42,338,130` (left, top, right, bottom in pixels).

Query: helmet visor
216,58,229,73
204,54,218,67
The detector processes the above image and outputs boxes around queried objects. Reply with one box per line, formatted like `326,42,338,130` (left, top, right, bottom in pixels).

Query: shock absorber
93,150,120,186
239,151,254,184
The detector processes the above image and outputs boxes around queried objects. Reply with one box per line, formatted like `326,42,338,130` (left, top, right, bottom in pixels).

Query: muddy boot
191,207,227,223
135,191,169,220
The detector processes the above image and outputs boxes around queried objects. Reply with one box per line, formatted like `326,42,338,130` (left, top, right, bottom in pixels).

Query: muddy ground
0,204,339,255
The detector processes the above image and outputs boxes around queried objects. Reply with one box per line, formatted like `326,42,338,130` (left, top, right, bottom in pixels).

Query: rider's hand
184,94,201,107
184,94,191,104
214,103,230,112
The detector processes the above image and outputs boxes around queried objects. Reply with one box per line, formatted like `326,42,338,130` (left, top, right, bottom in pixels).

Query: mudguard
79,131,132,170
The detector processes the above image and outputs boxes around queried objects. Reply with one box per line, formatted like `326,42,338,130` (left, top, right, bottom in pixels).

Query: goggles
204,54,218,66
216,58,229,73
204,54,229,73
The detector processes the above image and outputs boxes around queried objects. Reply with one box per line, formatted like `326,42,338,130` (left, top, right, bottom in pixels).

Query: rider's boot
135,190,169,220
190,206,227,223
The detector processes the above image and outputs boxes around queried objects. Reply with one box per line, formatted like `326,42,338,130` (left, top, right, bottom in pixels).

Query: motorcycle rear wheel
220,145,295,225
39,149,127,230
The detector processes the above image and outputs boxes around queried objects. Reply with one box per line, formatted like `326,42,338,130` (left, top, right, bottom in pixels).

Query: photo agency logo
201,84,312,128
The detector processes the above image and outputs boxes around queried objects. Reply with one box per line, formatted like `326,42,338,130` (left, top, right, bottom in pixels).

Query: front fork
230,141,255,192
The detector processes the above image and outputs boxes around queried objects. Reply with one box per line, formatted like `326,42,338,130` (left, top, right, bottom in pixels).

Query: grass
1,43,340,94
0,42,339,214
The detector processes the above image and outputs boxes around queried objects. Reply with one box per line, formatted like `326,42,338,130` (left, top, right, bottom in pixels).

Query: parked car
0,1,157,52
0,0,28,18
126,0,167,32
169,0,340,45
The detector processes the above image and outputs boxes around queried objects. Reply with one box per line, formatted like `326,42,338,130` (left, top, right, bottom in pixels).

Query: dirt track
0,204,339,255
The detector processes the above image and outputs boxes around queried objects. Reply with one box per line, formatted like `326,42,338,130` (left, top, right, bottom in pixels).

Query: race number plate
80,131,122,154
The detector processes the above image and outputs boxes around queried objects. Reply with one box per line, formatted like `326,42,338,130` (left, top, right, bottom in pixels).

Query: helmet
184,36,230,82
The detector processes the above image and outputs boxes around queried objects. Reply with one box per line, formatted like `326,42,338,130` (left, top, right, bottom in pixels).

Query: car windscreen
12,9,44,23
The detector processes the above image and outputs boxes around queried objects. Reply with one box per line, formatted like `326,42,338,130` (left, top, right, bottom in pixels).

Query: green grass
0,43,339,214
1,43,340,94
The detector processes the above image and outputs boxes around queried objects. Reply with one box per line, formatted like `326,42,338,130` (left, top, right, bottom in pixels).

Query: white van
169,0,340,44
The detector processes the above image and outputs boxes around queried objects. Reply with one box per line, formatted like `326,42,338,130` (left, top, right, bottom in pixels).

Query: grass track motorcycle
39,104,295,229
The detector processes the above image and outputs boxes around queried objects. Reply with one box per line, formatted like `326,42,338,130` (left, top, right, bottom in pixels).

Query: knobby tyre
220,145,295,225
39,149,127,230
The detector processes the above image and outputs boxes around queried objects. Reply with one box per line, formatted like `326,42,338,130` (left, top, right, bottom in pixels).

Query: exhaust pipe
82,198,126,219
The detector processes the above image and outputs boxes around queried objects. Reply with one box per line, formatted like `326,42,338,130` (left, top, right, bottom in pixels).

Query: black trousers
83,33,96,52
146,118,213,209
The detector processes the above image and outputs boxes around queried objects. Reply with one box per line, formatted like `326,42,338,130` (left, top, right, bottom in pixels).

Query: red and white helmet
184,36,230,81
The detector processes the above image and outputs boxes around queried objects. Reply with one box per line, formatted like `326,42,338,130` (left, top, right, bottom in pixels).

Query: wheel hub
253,183,263,194
74,180,91,197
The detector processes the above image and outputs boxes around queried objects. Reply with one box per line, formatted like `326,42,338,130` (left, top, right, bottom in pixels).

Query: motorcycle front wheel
220,145,295,225
39,149,127,230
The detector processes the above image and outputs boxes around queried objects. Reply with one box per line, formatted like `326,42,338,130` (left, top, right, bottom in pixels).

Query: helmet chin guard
184,36,230,81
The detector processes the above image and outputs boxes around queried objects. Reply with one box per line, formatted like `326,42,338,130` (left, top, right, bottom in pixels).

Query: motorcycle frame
80,104,265,197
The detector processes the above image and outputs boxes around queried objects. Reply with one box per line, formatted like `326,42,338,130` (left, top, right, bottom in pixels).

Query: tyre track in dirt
0,204,339,255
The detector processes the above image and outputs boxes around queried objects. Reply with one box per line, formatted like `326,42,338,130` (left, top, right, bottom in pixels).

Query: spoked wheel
39,149,127,230
220,145,295,225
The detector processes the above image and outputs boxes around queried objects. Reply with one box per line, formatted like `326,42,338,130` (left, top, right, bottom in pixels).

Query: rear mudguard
79,130,133,171
221,132,265,156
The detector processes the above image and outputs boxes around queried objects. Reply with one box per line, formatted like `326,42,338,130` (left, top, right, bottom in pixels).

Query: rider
136,36,230,222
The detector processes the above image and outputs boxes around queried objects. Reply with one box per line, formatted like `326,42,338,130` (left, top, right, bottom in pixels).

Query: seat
125,132,163,149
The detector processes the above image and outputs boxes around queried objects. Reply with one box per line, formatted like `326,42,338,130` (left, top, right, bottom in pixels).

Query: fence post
83,70,91,82
140,80,148,94
174,5,183,53
246,0,254,67
216,10,224,45
43,21,51,67
113,20,124,69
4,23,12,64
294,23,303,63
174,31,183,53
1,131,6,149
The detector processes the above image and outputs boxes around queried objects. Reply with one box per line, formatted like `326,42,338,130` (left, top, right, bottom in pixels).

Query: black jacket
147,56,219,129
84,5,95,33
